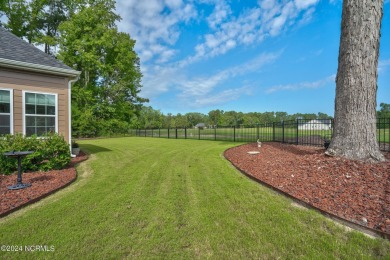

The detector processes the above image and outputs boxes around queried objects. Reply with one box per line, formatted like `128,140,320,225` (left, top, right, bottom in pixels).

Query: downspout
68,77,79,157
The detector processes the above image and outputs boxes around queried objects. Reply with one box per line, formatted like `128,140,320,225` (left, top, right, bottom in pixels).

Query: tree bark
326,0,385,162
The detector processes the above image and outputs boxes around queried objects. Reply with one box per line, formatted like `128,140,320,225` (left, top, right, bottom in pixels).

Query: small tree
326,0,385,161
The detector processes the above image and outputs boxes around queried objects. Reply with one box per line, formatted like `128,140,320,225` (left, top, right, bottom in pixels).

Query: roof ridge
0,26,77,73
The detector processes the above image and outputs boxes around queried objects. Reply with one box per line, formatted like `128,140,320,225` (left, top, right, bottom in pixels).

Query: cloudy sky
115,0,390,115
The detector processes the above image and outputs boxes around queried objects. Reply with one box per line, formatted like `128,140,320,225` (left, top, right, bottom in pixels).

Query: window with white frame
24,92,57,136
0,89,12,135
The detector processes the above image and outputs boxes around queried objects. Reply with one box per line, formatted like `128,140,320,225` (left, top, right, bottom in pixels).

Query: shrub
0,133,71,175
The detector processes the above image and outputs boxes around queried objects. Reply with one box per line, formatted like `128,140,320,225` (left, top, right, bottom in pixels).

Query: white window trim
22,90,58,136
0,88,14,135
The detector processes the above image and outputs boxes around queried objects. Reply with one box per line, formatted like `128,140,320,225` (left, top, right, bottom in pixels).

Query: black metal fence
134,118,390,152
377,117,390,152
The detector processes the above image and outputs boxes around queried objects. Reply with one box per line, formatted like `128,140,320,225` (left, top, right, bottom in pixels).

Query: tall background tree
0,0,84,52
0,0,30,37
326,0,385,161
58,0,147,137
377,103,390,118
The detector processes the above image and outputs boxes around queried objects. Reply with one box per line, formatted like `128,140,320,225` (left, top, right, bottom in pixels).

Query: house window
24,92,57,136
0,89,12,135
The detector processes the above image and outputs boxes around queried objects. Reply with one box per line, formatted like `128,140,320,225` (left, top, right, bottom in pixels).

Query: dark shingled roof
0,26,73,70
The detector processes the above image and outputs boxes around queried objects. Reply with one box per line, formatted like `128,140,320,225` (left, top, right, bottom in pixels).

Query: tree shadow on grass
79,144,112,154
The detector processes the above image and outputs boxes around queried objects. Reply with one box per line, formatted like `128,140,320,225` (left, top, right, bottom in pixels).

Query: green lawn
0,137,389,259
377,128,390,143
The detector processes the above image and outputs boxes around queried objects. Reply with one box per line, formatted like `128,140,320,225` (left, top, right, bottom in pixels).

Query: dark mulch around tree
224,142,390,236
0,152,88,217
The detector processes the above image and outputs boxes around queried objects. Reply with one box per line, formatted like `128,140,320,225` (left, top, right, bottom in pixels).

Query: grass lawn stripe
0,137,389,259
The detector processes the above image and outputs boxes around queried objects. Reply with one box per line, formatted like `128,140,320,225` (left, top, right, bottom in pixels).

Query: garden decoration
4,150,34,190
72,141,80,156
324,134,332,149
247,139,262,155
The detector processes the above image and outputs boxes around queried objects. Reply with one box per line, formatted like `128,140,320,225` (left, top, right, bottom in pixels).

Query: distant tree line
130,107,332,129
132,103,390,129
377,102,390,119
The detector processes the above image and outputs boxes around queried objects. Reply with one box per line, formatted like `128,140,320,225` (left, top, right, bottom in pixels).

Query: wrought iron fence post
388,118,390,152
176,128,178,139
234,126,236,142
215,126,217,141
185,127,187,139
159,128,161,138
296,119,299,145
272,122,275,142
168,128,170,139
256,124,259,140
282,121,285,143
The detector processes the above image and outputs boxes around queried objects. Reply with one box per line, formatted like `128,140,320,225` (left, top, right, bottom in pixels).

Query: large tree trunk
326,0,385,162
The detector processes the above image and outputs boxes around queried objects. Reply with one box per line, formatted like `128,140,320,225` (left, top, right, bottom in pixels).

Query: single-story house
297,119,332,130
194,123,207,129
0,26,80,150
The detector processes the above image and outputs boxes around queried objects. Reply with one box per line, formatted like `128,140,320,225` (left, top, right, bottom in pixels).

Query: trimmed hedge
0,133,71,175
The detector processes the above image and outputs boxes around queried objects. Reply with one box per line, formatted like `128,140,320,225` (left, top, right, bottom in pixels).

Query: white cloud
269,2,296,36
116,0,321,66
141,51,282,108
188,0,320,63
259,0,278,10
207,0,232,29
176,51,282,108
116,0,197,62
266,74,335,93
297,7,316,26
191,87,252,107
165,0,183,9
179,71,229,97
294,0,319,10
182,51,281,96
297,48,323,62
140,65,183,98
313,49,323,56
379,59,390,73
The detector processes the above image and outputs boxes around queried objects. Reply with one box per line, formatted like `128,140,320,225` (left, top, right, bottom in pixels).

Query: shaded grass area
0,137,389,259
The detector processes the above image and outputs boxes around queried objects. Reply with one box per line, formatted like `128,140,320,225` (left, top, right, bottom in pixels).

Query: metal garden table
3,151,34,190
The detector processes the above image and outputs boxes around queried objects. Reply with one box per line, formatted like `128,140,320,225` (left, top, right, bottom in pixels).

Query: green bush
0,133,71,175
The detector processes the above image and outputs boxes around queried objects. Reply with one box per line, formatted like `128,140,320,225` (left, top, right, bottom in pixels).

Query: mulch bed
224,142,390,237
0,152,88,217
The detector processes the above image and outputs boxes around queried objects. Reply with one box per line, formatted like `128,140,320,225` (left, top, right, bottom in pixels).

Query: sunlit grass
0,137,389,258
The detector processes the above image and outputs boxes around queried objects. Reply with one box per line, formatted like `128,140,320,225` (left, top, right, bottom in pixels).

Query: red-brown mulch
224,142,390,237
0,152,88,217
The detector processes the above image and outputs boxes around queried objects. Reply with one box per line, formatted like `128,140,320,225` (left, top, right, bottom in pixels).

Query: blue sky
116,0,390,116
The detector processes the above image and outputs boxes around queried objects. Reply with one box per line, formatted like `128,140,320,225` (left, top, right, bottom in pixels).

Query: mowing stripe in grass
0,137,389,259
